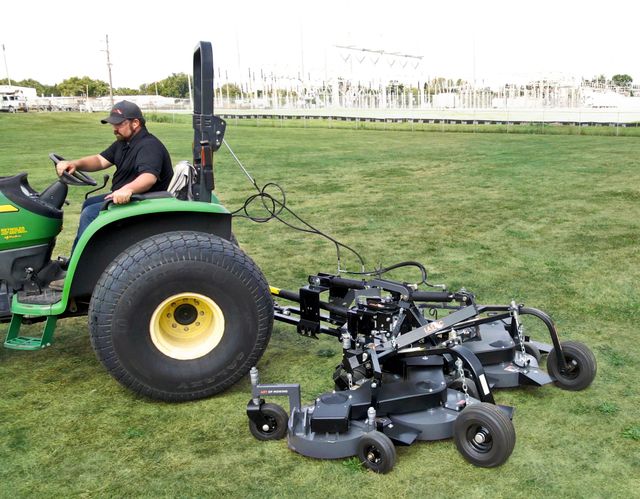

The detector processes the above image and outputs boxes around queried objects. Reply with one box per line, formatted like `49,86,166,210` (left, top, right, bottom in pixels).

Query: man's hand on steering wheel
49,153,97,186
56,160,77,177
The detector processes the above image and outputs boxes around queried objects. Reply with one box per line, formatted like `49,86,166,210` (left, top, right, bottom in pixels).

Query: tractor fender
52,198,232,314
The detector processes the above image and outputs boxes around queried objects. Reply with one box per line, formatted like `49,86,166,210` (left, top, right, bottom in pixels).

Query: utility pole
105,35,114,106
2,44,11,87
300,25,305,82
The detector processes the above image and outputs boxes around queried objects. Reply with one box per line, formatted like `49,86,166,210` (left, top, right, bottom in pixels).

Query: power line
334,45,423,60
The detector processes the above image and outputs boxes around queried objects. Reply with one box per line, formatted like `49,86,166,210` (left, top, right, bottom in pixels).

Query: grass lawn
0,113,638,497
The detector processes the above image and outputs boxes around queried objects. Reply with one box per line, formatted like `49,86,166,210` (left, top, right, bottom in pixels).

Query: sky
2,0,639,89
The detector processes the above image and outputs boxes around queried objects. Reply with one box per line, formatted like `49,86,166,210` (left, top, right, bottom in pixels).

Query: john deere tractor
0,42,273,401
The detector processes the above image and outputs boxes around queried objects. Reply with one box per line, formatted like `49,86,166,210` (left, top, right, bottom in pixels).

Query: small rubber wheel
249,403,288,441
454,403,515,467
357,431,396,474
450,377,481,400
547,341,597,391
523,342,541,363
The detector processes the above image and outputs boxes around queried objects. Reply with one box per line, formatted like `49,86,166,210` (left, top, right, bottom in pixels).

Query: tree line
0,73,191,98
1,73,634,99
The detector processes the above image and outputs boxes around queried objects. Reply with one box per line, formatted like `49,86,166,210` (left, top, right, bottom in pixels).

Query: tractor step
3,314,57,350
16,288,62,306
4,335,50,350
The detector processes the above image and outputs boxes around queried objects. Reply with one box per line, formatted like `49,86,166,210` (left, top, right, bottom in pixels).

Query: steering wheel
49,153,98,186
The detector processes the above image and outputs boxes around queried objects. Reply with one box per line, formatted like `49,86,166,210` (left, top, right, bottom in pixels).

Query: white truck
0,89,29,112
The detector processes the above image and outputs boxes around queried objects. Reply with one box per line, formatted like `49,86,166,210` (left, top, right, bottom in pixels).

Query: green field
0,113,638,497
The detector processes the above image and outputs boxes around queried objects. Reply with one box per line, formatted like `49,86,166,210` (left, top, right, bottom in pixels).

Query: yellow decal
0,204,18,213
1,226,27,240
269,286,281,296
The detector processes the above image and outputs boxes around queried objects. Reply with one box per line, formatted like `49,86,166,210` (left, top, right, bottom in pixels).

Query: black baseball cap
101,100,145,125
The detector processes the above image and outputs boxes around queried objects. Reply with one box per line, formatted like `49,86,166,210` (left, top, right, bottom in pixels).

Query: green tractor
0,42,273,401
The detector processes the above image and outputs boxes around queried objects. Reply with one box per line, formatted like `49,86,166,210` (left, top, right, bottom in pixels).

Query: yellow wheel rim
149,292,225,360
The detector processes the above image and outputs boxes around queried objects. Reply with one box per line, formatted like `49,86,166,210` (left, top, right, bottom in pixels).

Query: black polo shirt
100,127,173,192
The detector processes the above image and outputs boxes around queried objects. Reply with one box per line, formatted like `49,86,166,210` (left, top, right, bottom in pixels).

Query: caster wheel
454,403,515,467
356,431,396,474
547,341,596,391
249,403,288,441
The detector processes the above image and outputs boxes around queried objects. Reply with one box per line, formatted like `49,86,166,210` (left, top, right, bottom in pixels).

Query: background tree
57,76,110,97
219,83,241,99
611,74,633,87
114,87,140,96
140,73,189,98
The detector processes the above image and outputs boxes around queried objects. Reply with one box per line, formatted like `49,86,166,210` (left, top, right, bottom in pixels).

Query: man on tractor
1,43,274,403
52,100,173,286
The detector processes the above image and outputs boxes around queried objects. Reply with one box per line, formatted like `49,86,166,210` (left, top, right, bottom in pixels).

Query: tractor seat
100,161,195,211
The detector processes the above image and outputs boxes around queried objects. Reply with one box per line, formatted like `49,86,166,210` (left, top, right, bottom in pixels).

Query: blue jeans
71,194,108,253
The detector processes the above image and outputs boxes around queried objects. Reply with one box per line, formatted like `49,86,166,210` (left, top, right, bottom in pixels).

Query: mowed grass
1,113,639,497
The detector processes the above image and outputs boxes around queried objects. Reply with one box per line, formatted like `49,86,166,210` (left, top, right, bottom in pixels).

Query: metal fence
210,110,640,136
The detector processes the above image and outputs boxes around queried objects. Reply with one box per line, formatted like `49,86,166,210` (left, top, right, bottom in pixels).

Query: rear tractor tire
89,231,273,401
